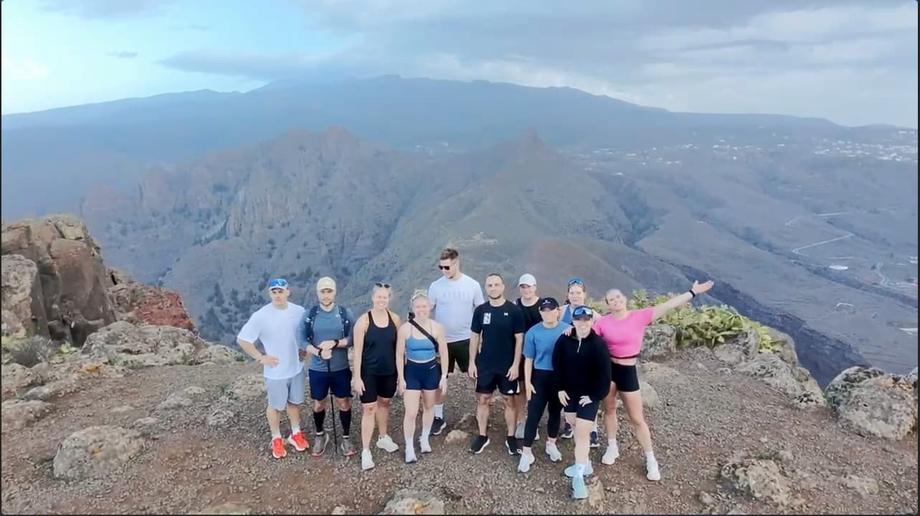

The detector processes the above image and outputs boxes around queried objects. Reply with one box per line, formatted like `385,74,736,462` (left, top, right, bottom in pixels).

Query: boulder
444,430,470,444
53,425,145,480
1,216,116,346
720,456,793,507
83,321,206,368
1,254,41,338
713,328,760,365
737,354,825,408
825,366,917,440
1,399,51,431
1,363,36,399
640,325,677,359
381,489,445,515
195,345,245,365
639,380,659,408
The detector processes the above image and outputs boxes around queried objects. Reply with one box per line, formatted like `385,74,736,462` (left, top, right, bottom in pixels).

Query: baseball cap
316,276,336,292
518,273,537,287
267,278,289,291
571,305,594,320
538,297,559,311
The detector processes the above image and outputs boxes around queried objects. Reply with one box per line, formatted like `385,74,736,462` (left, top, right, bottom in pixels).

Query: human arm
524,357,535,400
435,321,449,394
468,332,480,379
351,314,368,395
651,280,714,320
396,323,408,394
237,338,278,367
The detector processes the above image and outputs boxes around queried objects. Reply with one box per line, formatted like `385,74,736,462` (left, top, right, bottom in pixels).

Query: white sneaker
419,437,432,454
518,452,535,473
376,435,399,453
601,445,620,465
545,441,562,462
646,458,661,481
361,449,375,471
514,422,525,440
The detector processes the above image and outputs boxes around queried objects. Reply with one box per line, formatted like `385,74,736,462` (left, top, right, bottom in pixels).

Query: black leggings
523,370,562,447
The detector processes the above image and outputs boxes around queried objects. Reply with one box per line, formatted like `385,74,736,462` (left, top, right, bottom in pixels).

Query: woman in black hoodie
552,305,611,499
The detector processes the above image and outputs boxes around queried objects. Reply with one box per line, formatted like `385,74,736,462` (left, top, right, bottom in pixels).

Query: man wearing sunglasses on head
300,276,357,457
237,278,309,459
427,247,485,435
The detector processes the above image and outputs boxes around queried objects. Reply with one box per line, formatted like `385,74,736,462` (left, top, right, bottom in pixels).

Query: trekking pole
326,355,339,461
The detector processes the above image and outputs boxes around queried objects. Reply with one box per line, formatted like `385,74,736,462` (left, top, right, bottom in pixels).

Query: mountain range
2,75,916,385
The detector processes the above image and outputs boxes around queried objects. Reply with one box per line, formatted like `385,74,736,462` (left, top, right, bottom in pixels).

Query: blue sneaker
589,430,599,448
572,474,588,499
563,462,593,477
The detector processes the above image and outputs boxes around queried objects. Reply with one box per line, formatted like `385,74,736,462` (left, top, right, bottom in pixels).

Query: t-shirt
523,322,570,371
429,273,485,343
303,304,355,372
516,297,542,333
593,308,654,359
471,300,524,373
238,302,306,380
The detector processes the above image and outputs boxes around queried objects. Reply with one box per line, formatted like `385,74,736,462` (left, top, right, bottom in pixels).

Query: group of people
237,247,714,499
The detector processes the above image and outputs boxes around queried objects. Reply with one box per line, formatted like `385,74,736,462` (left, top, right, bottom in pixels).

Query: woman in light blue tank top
396,291,449,463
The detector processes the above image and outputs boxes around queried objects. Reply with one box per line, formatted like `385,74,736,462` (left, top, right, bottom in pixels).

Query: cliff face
1,216,194,346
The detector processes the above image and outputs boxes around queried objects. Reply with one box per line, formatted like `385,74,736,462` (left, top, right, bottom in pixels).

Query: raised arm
651,280,714,321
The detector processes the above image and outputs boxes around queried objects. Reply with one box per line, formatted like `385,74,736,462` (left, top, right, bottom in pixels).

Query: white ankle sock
645,450,656,462
291,425,301,434
271,431,282,439
609,439,618,451
421,426,431,441
434,404,444,418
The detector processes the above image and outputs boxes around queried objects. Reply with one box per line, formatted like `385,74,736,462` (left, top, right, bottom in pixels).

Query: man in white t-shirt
427,247,485,435
237,278,309,459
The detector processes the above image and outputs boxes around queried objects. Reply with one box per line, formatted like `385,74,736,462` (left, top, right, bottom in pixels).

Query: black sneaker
505,436,521,456
590,430,599,448
431,417,446,436
470,435,490,454
560,422,574,439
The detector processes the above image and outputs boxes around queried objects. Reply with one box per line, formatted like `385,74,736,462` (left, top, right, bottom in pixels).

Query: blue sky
2,0,917,127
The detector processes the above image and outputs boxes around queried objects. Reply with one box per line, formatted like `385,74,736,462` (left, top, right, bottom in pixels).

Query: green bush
628,290,778,352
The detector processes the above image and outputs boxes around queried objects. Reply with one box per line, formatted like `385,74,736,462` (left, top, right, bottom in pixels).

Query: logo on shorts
483,313,491,325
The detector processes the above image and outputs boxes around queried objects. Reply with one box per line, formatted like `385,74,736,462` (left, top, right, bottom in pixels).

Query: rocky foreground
1,324,917,515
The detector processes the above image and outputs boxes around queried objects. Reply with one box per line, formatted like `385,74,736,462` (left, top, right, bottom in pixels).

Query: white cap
316,276,337,292
518,273,537,287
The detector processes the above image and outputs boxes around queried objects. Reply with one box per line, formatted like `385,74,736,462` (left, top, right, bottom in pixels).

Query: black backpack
304,304,352,344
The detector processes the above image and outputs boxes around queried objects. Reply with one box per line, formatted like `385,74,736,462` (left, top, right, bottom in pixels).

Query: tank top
406,321,437,362
361,310,397,375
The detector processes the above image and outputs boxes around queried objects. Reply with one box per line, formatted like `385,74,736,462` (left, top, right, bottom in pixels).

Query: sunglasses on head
567,277,585,287
375,282,391,289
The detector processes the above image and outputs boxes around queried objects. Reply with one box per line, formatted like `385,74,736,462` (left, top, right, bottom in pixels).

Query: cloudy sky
2,0,917,127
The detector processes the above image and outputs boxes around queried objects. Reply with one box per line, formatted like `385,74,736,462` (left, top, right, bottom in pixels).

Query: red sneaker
271,437,287,459
287,431,309,452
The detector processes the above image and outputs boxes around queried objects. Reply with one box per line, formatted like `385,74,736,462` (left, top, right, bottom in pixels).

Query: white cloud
1,53,50,81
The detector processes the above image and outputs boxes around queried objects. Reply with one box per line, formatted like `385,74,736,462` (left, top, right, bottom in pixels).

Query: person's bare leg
267,406,282,437
360,401,377,451
602,383,620,465
403,390,421,462
476,393,491,436
419,390,437,452
622,390,659,480
376,397,392,440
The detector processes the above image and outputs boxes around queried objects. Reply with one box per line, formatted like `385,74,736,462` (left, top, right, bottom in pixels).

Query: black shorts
564,398,600,421
405,359,441,391
476,370,520,395
446,340,470,374
610,362,640,392
309,369,352,400
359,371,398,404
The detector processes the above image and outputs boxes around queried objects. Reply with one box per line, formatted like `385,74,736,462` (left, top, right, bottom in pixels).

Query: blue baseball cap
571,305,594,320
267,278,289,291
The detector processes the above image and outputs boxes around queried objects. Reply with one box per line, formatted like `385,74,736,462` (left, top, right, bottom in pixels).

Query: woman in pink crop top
593,279,714,482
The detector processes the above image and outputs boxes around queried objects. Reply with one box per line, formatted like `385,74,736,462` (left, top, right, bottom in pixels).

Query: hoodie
551,329,612,402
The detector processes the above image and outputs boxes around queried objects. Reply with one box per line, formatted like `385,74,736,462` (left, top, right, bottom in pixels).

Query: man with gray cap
513,273,541,439
301,276,357,456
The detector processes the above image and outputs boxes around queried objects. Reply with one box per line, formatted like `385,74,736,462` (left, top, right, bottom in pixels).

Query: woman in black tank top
352,284,402,471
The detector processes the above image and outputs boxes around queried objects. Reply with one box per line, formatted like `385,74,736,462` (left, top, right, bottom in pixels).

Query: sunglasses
268,278,289,289
375,282,391,289
567,277,585,287
572,315,593,321
438,264,452,270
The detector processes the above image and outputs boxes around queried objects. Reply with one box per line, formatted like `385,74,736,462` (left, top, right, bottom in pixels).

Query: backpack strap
338,305,352,337
305,305,320,344
409,319,438,347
